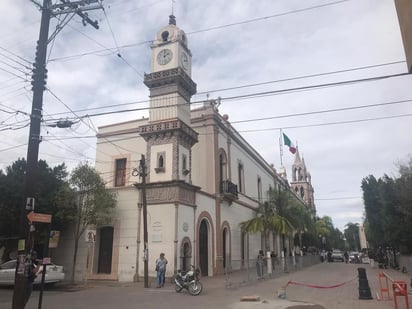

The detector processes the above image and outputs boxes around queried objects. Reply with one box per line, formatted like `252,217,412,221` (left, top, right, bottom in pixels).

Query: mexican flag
283,133,296,154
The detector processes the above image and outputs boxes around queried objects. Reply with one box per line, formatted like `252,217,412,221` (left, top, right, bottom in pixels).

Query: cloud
0,0,411,233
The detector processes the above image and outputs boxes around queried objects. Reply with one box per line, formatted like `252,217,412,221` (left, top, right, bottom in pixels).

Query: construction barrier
378,272,391,300
392,281,409,309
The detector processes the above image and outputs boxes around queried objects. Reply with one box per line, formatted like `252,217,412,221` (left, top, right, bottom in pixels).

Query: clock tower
139,14,198,184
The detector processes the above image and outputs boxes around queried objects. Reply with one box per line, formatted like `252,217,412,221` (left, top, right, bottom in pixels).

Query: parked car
0,259,65,286
330,250,345,262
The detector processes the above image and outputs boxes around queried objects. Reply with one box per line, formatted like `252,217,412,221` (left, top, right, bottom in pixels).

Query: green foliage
0,159,68,261
362,156,412,253
0,159,69,232
58,162,117,238
240,188,299,251
314,216,343,250
57,162,117,283
344,222,360,251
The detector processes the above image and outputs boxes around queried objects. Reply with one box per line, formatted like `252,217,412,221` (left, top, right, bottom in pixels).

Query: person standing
344,251,349,263
256,250,264,280
25,251,41,305
155,253,168,288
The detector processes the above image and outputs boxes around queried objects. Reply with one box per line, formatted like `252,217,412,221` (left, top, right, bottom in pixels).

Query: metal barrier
378,272,391,300
223,254,321,288
381,271,410,309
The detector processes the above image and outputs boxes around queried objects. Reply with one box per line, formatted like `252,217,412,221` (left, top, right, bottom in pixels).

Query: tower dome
153,15,188,47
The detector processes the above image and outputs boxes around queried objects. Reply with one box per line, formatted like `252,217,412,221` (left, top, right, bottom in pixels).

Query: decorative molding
144,67,196,97
139,119,198,147
135,180,200,206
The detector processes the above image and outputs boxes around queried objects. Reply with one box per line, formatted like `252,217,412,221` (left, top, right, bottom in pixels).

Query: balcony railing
220,180,238,203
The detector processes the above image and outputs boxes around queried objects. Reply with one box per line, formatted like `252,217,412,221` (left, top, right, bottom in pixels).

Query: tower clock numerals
181,52,189,70
157,49,173,65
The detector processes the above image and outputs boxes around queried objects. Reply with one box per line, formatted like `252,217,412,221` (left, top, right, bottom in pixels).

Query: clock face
157,49,173,65
181,52,189,70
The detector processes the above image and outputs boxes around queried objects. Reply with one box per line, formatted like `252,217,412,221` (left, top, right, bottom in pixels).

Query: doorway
97,226,113,274
199,219,209,276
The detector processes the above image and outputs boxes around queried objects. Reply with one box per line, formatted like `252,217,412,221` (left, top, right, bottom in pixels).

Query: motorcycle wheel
188,281,203,296
175,284,183,293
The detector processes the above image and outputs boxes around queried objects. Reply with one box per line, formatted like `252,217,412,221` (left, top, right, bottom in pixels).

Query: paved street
1,262,411,309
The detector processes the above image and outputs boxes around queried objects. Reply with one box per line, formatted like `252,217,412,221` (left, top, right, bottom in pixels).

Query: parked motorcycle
174,265,203,296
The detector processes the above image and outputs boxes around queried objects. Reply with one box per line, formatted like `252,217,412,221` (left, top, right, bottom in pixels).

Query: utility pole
133,155,149,288
12,1,102,308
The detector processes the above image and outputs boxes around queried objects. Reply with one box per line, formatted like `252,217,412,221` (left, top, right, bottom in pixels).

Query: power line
0,52,32,71
0,45,32,65
0,66,30,82
47,0,352,62
189,0,351,36
40,110,412,142
38,60,407,119
46,88,141,156
101,7,144,77
40,71,411,122
220,72,410,103
196,61,406,96
237,113,412,133
0,143,27,152
231,98,412,124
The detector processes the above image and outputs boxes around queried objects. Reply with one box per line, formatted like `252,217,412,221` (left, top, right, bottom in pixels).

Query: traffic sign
27,212,52,223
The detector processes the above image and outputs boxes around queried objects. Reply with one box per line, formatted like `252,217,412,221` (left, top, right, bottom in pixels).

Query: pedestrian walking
155,253,168,288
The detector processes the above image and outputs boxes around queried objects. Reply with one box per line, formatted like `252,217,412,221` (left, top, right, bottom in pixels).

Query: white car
330,250,345,262
0,259,65,286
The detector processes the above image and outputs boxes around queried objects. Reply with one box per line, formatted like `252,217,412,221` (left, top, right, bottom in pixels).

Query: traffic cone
358,267,373,299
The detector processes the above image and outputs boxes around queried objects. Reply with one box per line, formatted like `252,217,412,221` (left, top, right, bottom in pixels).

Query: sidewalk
221,261,412,309
20,261,412,309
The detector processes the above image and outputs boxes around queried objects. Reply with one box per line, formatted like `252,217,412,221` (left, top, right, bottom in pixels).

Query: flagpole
279,129,283,166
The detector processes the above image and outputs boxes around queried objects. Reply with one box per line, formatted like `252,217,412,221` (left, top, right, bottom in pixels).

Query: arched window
238,161,245,193
219,149,227,182
155,152,166,173
257,177,262,202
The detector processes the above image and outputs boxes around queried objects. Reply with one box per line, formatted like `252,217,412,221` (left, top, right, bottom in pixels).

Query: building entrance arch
199,219,209,276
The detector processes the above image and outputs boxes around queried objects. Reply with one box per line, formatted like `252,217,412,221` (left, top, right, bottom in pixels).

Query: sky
0,0,411,232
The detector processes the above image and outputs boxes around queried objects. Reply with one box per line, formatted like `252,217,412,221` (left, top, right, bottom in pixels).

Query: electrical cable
40,71,411,121
40,60,407,119
47,0,352,62
237,113,412,133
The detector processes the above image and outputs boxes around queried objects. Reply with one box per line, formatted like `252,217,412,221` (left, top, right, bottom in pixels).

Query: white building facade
55,16,314,283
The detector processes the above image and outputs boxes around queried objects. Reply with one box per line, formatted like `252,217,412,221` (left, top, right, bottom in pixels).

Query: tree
362,156,412,253
344,222,360,251
361,175,385,248
240,188,294,252
282,197,314,249
313,216,344,250
0,159,68,262
55,163,116,283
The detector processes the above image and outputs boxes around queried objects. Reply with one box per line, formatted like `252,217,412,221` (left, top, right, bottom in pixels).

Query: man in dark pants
25,251,41,305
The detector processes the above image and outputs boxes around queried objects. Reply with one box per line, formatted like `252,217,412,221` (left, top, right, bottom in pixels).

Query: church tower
290,148,316,213
139,15,198,183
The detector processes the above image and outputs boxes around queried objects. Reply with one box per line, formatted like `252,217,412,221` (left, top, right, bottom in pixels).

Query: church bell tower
290,148,316,213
